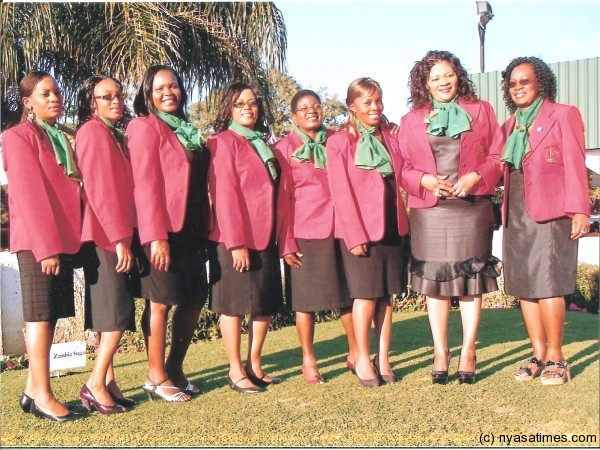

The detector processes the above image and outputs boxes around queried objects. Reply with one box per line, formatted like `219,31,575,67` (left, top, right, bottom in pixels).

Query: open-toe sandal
515,356,544,381
142,379,190,402
540,360,571,386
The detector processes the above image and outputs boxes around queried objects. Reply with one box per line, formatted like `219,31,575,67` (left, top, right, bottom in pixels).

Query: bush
567,263,599,313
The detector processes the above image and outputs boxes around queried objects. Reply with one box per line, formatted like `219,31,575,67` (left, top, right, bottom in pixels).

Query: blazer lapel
458,99,482,146
527,100,555,153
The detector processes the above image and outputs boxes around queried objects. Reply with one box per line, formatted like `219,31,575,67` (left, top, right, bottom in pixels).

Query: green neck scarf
354,120,394,178
501,97,544,170
98,115,126,145
425,97,472,139
291,125,327,170
156,110,204,152
228,120,278,182
36,118,81,184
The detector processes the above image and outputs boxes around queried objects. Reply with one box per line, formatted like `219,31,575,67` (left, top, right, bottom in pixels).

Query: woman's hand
115,241,134,273
450,171,481,198
150,239,170,271
350,244,368,256
41,256,60,275
284,252,303,269
421,173,453,198
570,214,590,240
232,247,250,272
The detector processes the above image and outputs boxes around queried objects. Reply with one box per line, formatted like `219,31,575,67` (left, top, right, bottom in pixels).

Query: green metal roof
470,57,599,149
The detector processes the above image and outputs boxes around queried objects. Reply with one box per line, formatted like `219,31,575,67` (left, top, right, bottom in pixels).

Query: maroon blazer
207,129,275,251
326,127,409,251
2,122,81,262
501,100,590,224
76,116,136,252
274,129,336,257
126,114,190,246
399,98,503,209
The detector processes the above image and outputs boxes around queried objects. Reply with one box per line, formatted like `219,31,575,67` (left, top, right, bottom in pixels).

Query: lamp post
476,1,494,73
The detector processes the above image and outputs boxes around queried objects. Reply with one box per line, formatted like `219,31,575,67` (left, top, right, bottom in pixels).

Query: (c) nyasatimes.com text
479,432,598,445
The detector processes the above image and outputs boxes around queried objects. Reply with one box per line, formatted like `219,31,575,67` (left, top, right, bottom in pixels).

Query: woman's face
427,60,459,103
509,63,540,110
152,69,182,114
351,89,383,128
23,76,63,125
291,95,323,134
231,89,259,129
93,79,124,125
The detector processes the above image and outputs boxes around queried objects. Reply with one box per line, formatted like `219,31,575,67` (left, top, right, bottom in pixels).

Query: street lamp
476,1,494,73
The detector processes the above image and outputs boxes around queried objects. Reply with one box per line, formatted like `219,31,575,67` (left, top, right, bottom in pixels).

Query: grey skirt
503,169,577,298
285,237,352,312
409,196,500,297
209,241,283,316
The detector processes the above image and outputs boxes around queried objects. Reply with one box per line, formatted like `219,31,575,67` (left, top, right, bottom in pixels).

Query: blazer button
524,162,529,166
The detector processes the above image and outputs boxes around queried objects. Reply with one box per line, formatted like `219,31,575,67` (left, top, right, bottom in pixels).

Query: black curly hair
501,57,556,114
407,50,478,109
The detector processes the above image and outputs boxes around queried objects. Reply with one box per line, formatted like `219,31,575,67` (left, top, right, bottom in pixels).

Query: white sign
49,341,86,372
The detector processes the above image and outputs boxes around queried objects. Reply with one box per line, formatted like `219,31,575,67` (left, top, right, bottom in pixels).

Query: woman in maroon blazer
208,82,283,394
275,90,356,385
327,78,409,387
399,51,503,384
75,75,136,413
500,57,590,385
2,71,83,422
127,66,210,402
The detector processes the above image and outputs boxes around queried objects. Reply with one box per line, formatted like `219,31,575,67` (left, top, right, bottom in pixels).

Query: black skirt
503,169,577,298
17,251,76,322
84,247,136,332
208,241,283,316
286,237,352,312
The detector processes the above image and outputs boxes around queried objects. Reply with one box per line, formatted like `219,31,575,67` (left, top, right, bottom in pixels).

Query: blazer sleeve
77,124,133,245
326,133,369,250
398,115,427,200
474,102,503,191
274,143,299,256
3,131,66,261
208,136,247,250
561,106,591,216
127,119,169,245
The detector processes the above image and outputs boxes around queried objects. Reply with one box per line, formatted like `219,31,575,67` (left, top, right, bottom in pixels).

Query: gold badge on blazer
546,147,558,163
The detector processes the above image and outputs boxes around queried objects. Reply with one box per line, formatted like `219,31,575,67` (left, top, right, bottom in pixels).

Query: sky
276,0,600,121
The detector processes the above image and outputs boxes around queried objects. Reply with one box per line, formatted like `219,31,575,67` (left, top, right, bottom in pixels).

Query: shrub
567,263,599,313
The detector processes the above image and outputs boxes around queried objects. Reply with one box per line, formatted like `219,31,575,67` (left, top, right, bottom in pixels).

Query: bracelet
474,170,482,180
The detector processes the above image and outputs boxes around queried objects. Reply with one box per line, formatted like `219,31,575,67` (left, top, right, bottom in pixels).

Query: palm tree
1,2,286,128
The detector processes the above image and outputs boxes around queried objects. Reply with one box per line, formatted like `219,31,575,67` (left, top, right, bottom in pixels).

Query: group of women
3,50,590,422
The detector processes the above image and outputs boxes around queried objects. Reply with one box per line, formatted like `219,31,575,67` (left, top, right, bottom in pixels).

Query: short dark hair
290,89,321,113
213,82,269,135
407,50,477,109
133,65,188,119
76,75,130,129
19,71,55,123
501,56,556,114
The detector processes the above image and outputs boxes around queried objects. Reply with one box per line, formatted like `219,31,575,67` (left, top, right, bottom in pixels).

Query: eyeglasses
295,104,322,114
233,100,258,109
508,79,535,89
94,93,125,102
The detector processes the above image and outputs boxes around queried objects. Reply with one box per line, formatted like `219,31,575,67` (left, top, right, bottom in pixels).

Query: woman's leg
457,296,481,373
246,315,274,381
519,298,548,362
352,299,377,380
220,314,255,389
373,296,393,374
25,321,70,416
86,330,123,406
427,296,451,371
340,306,358,363
538,296,566,362
296,311,320,379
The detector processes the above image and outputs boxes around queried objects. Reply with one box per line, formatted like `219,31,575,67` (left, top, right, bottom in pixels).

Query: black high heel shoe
431,350,451,385
457,355,477,384
19,393,33,413
245,366,282,388
31,401,84,422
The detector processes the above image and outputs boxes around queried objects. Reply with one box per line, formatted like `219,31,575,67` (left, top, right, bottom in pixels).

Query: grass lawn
1,308,598,447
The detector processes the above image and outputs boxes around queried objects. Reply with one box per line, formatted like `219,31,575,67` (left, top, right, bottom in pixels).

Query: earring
27,108,36,122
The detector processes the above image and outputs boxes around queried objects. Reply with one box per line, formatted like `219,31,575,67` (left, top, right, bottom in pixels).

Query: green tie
36,118,81,184
425,97,472,139
354,120,394,178
156,110,205,151
228,120,278,182
291,125,327,169
501,97,544,170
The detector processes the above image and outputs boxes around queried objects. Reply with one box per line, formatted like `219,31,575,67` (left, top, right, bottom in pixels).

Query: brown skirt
409,196,500,297
208,241,283,316
503,169,577,298
17,251,76,322
285,237,352,312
